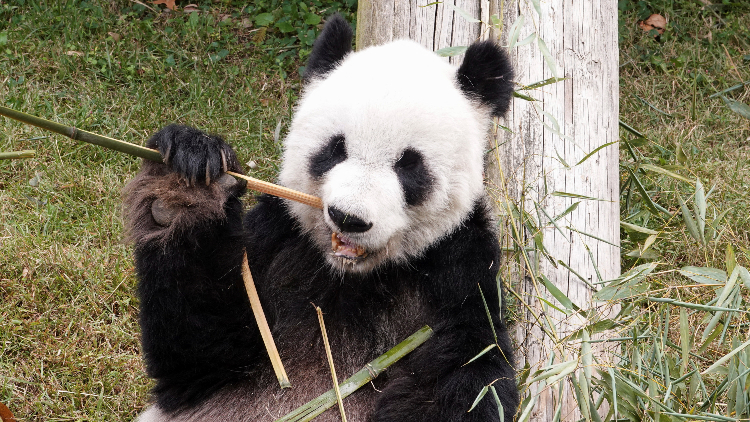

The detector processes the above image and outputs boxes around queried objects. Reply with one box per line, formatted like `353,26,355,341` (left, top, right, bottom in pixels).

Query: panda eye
309,134,347,178
395,148,422,171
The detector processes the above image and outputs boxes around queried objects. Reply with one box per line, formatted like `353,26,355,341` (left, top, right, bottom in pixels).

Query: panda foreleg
124,125,264,414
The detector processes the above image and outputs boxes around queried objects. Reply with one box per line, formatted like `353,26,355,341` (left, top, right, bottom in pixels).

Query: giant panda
124,14,518,422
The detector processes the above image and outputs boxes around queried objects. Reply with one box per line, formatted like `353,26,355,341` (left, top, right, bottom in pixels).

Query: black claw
146,124,242,185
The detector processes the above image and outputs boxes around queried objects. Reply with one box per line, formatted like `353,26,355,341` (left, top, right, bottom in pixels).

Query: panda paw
147,124,243,186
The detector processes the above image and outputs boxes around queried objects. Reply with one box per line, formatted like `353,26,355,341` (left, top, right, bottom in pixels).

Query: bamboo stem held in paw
0,105,323,209
242,251,291,389
315,306,347,422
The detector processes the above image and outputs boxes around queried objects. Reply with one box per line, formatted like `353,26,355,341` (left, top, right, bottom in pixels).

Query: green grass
1,0,750,421
1,1,292,419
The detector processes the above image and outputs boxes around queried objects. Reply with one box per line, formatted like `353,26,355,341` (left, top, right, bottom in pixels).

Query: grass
0,1,292,419
1,0,749,421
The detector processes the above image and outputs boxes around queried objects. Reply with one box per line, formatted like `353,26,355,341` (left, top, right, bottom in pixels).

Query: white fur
279,40,490,272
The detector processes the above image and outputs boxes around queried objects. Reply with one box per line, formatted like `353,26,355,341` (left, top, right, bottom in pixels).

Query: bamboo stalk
275,325,433,422
315,306,347,422
242,251,291,389
0,150,35,160
0,105,323,209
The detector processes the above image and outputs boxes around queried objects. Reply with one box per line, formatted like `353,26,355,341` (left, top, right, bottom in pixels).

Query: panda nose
327,206,373,233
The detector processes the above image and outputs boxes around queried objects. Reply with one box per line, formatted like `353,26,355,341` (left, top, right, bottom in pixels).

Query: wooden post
356,1,619,420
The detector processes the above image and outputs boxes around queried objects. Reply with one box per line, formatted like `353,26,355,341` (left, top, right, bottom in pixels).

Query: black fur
304,14,353,81
394,148,433,207
308,133,347,179
456,41,515,117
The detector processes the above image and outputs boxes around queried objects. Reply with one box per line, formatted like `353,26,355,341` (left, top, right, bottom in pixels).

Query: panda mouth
331,232,368,261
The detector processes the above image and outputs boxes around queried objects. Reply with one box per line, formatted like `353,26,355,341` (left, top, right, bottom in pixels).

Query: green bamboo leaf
621,221,659,235
539,274,579,311
512,91,537,101
694,178,707,244
633,93,672,117
648,297,744,313
567,226,620,248
715,266,740,307
516,390,538,422
619,120,646,138
676,142,688,164
710,208,731,234
527,360,577,385
680,308,690,374
582,330,592,386
552,191,608,201
649,378,660,421
677,192,702,244
639,163,693,183
507,15,524,50
529,0,542,16
703,337,750,375
698,322,724,354
536,36,558,78
662,412,736,421
467,385,489,412
738,265,750,290
608,368,619,419
566,320,617,343
576,141,618,166
554,148,571,168
515,33,536,48
579,371,591,420
477,284,498,344
489,386,505,422
464,344,497,367
435,46,468,57
679,266,727,285
535,202,569,240
595,276,649,301
721,95,750,120
553,201,579,221
626,167,661,216
726,244,737,276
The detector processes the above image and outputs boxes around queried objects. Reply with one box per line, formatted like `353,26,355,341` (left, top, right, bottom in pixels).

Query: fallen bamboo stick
0,150,35,160
0,106,323,209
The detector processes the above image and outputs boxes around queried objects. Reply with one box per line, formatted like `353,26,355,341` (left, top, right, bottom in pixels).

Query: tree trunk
356,1,620,421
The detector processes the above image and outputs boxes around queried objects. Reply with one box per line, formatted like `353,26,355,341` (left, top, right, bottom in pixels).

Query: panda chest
257,287,431,420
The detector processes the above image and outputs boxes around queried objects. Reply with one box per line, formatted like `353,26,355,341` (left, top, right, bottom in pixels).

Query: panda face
279,40,489,273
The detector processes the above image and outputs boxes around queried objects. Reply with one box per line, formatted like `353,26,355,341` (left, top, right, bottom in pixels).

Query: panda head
279,15,514,274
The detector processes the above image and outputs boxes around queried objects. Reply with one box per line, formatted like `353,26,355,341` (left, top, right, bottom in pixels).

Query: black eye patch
309,134,347,179
395,148,433,206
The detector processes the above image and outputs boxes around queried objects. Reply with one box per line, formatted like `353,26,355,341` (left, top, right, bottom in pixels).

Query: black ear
456,40,515,117
304,14,354,81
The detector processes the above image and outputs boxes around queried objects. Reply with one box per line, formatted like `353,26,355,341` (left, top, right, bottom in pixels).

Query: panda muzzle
331,233,368,260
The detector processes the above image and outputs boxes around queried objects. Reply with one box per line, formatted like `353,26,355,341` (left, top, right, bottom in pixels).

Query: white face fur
279,40,491,273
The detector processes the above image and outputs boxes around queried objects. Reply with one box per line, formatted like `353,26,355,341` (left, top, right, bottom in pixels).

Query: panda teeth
331,232,368,260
